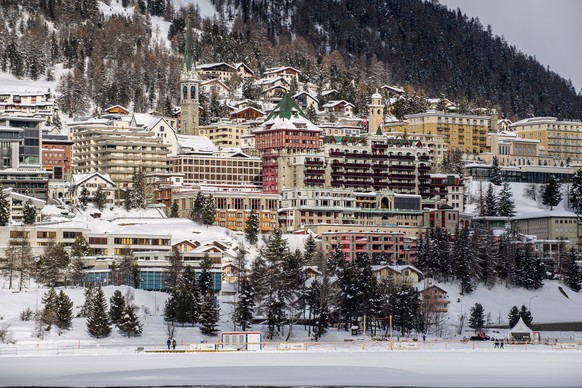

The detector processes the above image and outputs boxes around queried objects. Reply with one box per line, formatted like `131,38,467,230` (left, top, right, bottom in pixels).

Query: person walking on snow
167,338,171,350
172,338,177,350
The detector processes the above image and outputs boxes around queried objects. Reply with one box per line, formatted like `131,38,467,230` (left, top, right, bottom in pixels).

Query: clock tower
180,16,200,136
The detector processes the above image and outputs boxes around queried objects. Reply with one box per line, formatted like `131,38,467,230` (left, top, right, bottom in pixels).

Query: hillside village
1,1,582,345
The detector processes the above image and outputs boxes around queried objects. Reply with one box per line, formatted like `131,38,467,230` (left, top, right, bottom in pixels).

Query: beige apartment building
198,122,249,148
169,150,262,186
510,117,582,164
404,111,496,155
171,185,279,233
68,119,170,191
512,212,579,250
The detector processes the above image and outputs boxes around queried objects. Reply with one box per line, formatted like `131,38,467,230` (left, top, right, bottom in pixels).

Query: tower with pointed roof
180,14,201,136
367,90,384,135
254,93,322,193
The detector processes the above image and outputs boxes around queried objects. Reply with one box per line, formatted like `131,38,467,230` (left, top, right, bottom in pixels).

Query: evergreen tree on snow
307,278,332,341
519,305,533,325
37,240,70,287
166,246,184,292
563,248,582,292
130,168,146,209
0,191,10,226
189,192,205,223
508,306,520,327
56,290,73,330
234,277,255,331
497,182,516,217
244,209,260,245
108,290,126,324
490,156,502,185
170,200,179,218
198,255,219,335
79,285,96,317
542,175,562,211
40,287,58,330
117,305,143,338
201,195,216,226
468,303,485,329
303,234,317,265
93,186,107,211
337,259,361,328
23,199,37,225
518,245,545,290
79,186,89,207
388,284,421,334
452,225,474,294
569,169,582,213
261,228,289,339
483,183,497,217
71,235,90,258
124,189,133,211
86,286,111,338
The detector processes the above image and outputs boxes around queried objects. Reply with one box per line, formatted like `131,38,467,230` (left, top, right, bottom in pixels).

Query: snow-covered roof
197,62,236,71
259,94,321,132
71,172,116,188
322,100,355,108
177,135,218,151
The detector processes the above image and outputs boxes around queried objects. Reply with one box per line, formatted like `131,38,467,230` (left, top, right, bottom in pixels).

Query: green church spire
265,93,308,121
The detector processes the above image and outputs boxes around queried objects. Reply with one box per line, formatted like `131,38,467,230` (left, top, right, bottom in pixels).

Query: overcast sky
438,0,582,92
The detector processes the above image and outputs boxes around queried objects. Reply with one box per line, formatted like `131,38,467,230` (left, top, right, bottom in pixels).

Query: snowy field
2,350,581,387
1,284,582,387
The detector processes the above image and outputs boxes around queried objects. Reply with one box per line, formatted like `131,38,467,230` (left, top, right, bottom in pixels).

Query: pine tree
117,305,143,338
23,199,37,225
124,189,133,211
453,226,474,294
234,277,255,331
497,182,516,217
79,285,96,317
508,306,520,327
201,195,216,226
37,240,70,287
71,235,91,258
563,248,582,292
483,183,497,217
0,191,10,226
166,246,184,291
109,290,126,324
199,297,220,336
130,168,147,209
303,234,317,265
40,288,58,330
87,286,111,338
519,305,533,326
468,303,485,329
170,200,179,218
542,175,562,211
244,209,260,245
570,169,582,213
79,186,89,207
56,290,73,330
93,186,107,211
490,156,502,185
189,192,205,223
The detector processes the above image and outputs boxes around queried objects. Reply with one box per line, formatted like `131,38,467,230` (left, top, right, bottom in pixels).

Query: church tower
180,16,200,136
367,90,384,134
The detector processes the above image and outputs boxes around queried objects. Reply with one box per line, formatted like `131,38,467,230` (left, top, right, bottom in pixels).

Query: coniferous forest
0,0,581,120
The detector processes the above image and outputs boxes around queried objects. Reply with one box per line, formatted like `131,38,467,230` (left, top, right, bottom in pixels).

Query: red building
42,133,73,180
254,93,322,193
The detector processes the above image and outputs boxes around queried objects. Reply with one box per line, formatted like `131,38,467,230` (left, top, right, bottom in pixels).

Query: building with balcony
405,110,496,155
68,118,170,191
198,122,249,148
510,117,582,164
0,91,57,124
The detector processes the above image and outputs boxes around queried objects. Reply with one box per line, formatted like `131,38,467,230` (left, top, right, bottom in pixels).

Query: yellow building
172,186,279,233
510,117,582,164
404,111,496,155
198,122,249,148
